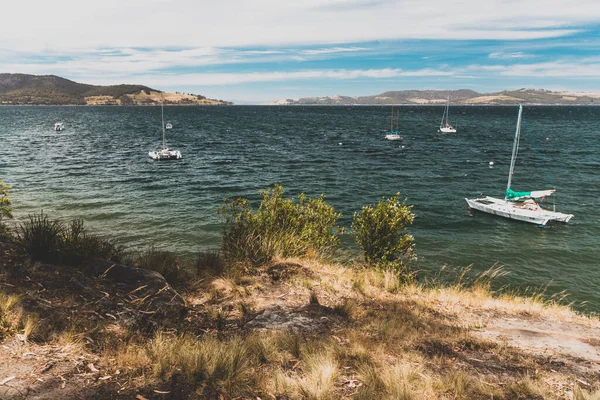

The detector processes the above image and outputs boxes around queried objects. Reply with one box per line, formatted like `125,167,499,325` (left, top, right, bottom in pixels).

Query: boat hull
465,196,573,226
149,150,182,160
439,127,456,133
385,134,402,140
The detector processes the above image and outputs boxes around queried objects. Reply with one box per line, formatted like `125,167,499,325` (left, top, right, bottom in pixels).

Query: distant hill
272,88,600,105
0,74,232,105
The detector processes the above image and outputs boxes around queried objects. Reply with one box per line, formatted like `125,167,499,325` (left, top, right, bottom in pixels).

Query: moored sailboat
148,103,182,160
465,105,573,226
385,102,402,141
438,97,456,133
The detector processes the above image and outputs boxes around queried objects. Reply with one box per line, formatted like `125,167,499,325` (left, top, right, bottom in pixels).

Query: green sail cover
505,188,531,200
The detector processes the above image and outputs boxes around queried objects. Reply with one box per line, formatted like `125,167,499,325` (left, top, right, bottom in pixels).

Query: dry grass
0,293,36,341
147,333,253,397
2,246,598,399
297,352,339,399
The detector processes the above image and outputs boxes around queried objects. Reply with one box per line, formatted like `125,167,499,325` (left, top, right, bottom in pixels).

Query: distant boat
148,103,182,160
54,122,64,131
465,105,573,226
385,102,402,141
438,97,456,133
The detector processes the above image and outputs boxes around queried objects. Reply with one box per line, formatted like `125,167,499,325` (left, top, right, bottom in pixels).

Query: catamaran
465,105,573,226
438,97,456,133
148,103,182,160
385,102,402,141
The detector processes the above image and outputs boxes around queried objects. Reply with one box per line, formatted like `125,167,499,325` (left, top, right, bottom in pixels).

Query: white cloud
467,58,600,77
0,0,597,52
489,52,530,59
301,47,369,55
78,68,453,87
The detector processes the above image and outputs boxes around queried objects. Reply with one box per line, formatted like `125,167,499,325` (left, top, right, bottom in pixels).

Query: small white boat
438,97,456,133
54,122,64,131
149,148,182,160
466,105,573,226
148,103,182,161
385,103,402,141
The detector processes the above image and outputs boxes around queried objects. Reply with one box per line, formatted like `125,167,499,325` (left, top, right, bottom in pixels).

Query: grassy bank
1,183,599,399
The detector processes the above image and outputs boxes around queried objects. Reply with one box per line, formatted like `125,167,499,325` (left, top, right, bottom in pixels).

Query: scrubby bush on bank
352,193,415,270
219,185,343,266
0,180,13,239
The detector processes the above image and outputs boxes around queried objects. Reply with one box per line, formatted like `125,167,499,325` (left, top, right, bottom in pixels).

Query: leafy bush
352,193,415,267
219,185,343,266
0,180,12,238
15,213,125,265
133,246,180,283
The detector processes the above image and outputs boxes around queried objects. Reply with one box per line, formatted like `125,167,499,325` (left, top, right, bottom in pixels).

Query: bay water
1,105,598,310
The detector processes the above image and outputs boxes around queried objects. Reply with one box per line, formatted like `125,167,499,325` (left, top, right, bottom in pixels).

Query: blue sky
1,0,600,103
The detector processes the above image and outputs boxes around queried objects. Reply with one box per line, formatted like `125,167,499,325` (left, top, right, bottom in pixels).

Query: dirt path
474,314,600,377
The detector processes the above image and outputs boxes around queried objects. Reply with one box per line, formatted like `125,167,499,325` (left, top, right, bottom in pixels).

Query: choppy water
1,105,598,310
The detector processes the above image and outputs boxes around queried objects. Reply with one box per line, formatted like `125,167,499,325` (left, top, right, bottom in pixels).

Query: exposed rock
246,304,327,332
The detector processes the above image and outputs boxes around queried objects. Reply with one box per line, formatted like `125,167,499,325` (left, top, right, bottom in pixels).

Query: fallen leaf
87,363,100,373
136,395,149,400
0,376,16,385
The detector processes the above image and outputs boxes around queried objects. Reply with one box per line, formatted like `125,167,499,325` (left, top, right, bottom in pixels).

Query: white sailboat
385,102,402,141
438,97,456,133
465,105,573,226
148,103,182,160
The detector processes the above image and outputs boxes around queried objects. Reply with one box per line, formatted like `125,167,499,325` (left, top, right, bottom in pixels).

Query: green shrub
352,193,415,267
0,181,13,238
15,213,125,265
133,246,180,283
219,185,343,266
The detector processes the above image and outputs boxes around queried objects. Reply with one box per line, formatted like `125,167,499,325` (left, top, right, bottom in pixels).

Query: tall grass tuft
15,213,125,265
297,352,339,399
15,212,63,263
0,294,24,340
148,334,253,397
219,184,343,266
196,249,224,277
133,246,180,283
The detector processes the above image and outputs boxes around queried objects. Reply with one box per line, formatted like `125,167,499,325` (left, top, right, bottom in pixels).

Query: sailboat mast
161,102,166,149
506,105,523,196
445,97,449,125
390,102,394,132
440,102,446,127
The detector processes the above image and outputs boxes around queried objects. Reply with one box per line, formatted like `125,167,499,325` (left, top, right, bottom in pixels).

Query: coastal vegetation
0,183,599,399
0,74,232,106
0,181,11,238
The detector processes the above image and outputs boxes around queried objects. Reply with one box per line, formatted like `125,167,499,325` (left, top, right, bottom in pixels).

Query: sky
1,0,600,103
